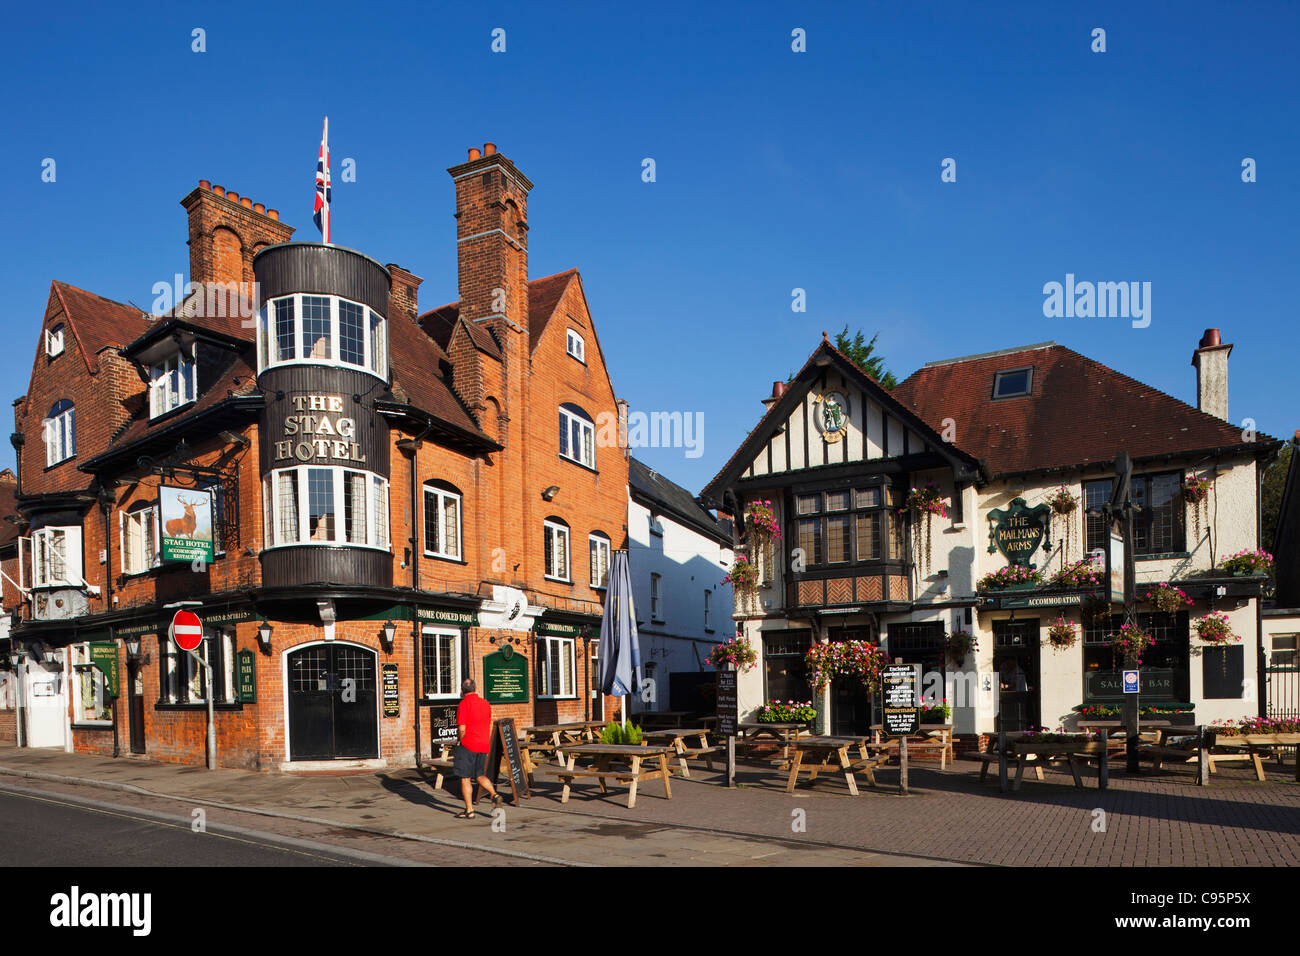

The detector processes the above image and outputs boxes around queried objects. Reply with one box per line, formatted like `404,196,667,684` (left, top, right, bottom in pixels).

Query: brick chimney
447,145,532,340
181,181,295,291
385,263,423,323
1191,328,1232,421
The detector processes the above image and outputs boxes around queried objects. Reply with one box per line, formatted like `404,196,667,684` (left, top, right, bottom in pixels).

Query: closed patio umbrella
597,549,641,729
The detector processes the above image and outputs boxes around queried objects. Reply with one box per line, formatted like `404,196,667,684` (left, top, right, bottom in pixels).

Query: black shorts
453,745,487,779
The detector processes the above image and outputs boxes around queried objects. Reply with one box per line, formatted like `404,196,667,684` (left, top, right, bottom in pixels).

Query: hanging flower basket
1220,549,1273,576
1080,593,1112,624
1182,474,1210,540
722,554,759,592
1194,611,1238,646
1144,582,1193,614
1107,622,1153,668
976,565,1043,591
1047,616,1077,651
1047,485,1079,557
944,629,978,666
902,481,947,576
1049,556,1103,590
705,637,758,672
805,641,887,694
744,499,781,540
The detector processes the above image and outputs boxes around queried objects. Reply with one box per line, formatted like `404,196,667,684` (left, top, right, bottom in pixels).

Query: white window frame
162,629,236,705
704,589,712,631
423,484,463,561
256,293,388,378
44,401,75,466
558,404,596,469
148,345,198,419
544,520,571,583
120,502,161,575
421,626,462,700
262,466,390,551
32,526,82,588
538,636,577,699
650,572,662,621
589,642,603,719
70,643,112,725
565,329,585,362
46,324,65,357
589,533,611,589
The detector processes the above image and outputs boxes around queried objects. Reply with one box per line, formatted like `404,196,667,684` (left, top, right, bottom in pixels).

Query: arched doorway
286,643,379,760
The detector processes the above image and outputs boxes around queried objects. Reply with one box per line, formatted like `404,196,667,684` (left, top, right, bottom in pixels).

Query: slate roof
0,472,19,548
629,457,732,546
891,342,1277,477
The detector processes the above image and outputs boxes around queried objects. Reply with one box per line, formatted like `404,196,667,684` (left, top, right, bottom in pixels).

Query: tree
1261,442,1293,556
832,326,898,389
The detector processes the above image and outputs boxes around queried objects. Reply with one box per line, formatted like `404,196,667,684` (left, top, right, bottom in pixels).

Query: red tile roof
387,314,488,437
527,269,576,352
891,343,1272,477
51,281,153,373
105,350,258,450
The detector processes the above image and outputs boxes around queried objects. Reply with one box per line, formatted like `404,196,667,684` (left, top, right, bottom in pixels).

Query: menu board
882,663,921,736
428,703,459,744
484,717,529,803
382,664,400,718
716,670,738,736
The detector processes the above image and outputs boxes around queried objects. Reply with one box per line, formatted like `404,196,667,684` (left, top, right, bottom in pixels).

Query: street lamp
257,621,274,654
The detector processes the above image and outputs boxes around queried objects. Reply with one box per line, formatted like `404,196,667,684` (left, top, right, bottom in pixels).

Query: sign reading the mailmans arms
986,497,1051,567
159,486,215,563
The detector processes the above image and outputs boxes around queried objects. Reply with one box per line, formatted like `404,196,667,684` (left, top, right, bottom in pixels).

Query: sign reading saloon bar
986,497,1051,567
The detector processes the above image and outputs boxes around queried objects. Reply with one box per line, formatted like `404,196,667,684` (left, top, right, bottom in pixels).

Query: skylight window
992,367,1033,399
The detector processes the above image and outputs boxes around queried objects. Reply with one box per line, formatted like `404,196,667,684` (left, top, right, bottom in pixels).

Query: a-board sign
235,649,257,703
483,717,529,803
716,670,738,736
883,663,921,736
428,703,458,744
382,663,400,718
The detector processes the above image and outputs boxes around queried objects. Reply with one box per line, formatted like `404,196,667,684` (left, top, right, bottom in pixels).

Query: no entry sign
169,609,204,652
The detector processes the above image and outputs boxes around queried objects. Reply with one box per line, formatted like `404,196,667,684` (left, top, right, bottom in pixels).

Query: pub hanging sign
986,497,1052,567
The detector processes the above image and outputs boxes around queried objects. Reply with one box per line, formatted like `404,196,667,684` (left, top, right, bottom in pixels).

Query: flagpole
322,116,330,244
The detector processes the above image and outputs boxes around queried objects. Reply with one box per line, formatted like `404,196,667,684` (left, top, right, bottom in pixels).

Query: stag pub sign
986,497,1051,567
159,485,215,563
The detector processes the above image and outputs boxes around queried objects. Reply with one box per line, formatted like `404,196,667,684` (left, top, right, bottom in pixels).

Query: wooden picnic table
738,722,810,758
1214,733,1300,782
1009,738,1106,790
785,736,891,796
640,727,721,778
636,711,691,729
870,723,955,769
545,743,675,809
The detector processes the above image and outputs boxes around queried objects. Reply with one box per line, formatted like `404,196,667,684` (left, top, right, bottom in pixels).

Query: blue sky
1,1,1296,494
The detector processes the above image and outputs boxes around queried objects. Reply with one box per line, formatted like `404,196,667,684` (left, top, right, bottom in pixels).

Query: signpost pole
202,641,215,771
899,734,909,796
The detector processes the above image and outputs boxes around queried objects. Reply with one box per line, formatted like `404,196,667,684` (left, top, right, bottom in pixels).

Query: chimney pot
226,191,239,204
240,196,253,209
1199,328,1221,348
212,185,226,198
468,147,482,161
772,381,786,400
267,209,279,221
483,142,497,156
253,202,265,214
199,179,211,191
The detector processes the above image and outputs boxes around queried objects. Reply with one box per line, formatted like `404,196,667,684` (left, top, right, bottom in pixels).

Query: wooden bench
427,743,456,790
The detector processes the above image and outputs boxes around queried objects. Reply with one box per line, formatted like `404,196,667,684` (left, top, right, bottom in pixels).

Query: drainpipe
100,487,118,758
396,415,434,768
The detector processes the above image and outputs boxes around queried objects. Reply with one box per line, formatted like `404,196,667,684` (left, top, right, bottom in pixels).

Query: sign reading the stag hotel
272,393,367,464
985,497,1051,567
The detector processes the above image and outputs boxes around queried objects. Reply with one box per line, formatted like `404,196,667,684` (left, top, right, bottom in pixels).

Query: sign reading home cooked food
882,663,921,736
985,497,1052,567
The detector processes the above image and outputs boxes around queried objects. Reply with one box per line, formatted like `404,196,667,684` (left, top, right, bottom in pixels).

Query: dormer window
992,367,1033,399
45,324,65,357
257,294,388,378
566,329,585,362
149,347,197,418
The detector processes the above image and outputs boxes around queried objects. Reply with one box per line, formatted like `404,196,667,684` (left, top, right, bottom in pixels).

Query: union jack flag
314,117,331,243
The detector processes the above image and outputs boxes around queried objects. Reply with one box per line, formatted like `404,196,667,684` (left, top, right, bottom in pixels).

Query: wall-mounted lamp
123,635,150,665
380,620,396,652
541,485,560,501
257,621,274,654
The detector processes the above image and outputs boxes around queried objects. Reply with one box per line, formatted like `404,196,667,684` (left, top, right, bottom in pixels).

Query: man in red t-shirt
453,678,501,818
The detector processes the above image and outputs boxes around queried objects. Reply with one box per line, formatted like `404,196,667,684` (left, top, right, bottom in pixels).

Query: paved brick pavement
2,745,1296,866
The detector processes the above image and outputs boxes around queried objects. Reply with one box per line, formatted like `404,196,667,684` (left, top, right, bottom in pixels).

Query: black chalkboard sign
1202,646,1244,699
382,664,400,718
482,717,529,803
883,663,921,736
428,703,458,746
716,671,738,736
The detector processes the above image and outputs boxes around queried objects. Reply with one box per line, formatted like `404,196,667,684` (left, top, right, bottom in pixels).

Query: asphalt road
0,785,411,867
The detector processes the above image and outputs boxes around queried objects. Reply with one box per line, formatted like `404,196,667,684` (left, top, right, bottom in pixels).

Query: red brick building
6,144,629,770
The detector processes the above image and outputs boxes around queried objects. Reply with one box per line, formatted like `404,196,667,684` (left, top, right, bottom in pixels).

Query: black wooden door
830,677,873,736
288,644,379,760
993,619,1041,732
127,660,146,754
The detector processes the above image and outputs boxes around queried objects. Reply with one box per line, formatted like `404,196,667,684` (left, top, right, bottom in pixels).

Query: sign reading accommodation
159,486,215,563
985,497,1051,567
482,642,529,704
382,663,400,718
882,663,921,736
716,670,738,736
